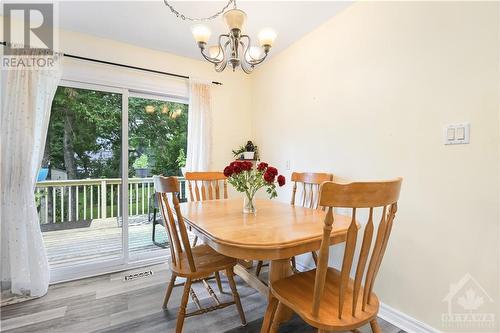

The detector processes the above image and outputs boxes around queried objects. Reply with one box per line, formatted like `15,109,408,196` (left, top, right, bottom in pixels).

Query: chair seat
271,267,379,331
171,244,237,278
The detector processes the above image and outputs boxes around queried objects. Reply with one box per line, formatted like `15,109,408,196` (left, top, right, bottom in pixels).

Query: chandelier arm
200,34,230,64
201,50,221,64
241,62,254,74
201,50,222,64
250,52,268,66
215,40,231,72
238,39,254,73
240,35,268,65
217,33,229,58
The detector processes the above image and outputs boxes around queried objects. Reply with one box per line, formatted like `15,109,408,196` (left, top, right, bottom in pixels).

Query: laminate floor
0,263,405,333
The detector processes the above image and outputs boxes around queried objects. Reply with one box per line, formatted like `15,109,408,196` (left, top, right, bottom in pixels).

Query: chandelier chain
163,0,235,22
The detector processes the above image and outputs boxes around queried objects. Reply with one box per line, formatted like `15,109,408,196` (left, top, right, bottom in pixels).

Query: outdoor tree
43,86,188,223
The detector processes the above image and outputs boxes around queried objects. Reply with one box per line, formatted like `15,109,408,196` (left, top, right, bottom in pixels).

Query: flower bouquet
223,161,285,214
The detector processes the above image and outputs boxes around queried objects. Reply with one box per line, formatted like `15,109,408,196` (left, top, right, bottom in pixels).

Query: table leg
268,258,294,324
269,258,292,283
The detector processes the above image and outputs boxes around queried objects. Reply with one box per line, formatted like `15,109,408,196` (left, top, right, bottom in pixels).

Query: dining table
179,198,353,327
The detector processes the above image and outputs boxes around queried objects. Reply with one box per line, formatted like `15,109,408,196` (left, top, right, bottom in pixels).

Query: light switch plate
444,123,470,145
446,127,455,140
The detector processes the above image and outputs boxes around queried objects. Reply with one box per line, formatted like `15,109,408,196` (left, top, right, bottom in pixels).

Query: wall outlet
285,160,291,170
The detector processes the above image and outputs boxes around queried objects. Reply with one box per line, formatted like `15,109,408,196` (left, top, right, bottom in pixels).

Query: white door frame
49,80,179,283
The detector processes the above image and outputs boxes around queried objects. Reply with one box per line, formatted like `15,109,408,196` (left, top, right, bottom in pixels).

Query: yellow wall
251,2,499,330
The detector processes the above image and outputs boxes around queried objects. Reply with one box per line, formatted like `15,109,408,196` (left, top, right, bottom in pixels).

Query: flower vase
243,194,257,214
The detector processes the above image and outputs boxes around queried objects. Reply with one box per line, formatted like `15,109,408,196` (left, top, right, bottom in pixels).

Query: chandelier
164,0,276,74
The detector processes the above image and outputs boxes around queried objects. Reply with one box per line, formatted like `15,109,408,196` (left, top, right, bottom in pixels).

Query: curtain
0,48,63,298
185,79,212,172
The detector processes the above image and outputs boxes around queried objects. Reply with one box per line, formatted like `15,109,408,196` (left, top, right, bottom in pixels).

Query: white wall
250,2,499,331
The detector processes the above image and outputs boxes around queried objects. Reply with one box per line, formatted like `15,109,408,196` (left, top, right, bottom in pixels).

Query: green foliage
176,148,186,168
128,97,188,176
227,169,277,200
132,154,149,169
232,146,246,158
35,189,45,211
46,87,188,179
232,142,260,159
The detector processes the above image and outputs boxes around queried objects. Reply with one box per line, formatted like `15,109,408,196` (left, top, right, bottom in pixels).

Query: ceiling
53,1,351,60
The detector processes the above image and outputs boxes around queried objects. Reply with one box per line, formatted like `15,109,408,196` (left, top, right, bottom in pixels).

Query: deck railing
35,177,186,224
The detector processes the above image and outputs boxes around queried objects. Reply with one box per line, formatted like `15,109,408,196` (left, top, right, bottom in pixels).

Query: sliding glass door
127,92,188,260
39,81,188,281
39,82,125,271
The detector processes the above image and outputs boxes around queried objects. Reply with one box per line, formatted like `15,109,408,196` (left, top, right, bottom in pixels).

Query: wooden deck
42,215,170,268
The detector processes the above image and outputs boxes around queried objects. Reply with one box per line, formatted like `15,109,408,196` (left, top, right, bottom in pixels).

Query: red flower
267,166,278,176
223,166,234,177
233,164,242,174
277,175,286,187
264,171,276,183
241,161,253,171
257,162,268,171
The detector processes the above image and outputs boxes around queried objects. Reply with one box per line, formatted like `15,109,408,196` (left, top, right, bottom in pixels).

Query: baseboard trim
295,261,440,333
378,302,441,333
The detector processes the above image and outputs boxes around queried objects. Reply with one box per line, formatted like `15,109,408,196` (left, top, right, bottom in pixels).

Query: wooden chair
261,178,402,333
256,172,333,277
154,176,246,333
185,171,228,292
185,171,228,202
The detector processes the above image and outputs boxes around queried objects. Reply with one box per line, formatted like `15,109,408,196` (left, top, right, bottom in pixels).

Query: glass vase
243,194,257,214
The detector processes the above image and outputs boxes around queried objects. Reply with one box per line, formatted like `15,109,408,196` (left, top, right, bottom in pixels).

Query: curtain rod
0,42,223,85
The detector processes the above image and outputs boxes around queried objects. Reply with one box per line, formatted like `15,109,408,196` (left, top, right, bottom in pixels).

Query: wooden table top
179,199,352,260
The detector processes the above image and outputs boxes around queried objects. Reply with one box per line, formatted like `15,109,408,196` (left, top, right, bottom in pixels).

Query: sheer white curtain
0,49,63,298
185,79,212,172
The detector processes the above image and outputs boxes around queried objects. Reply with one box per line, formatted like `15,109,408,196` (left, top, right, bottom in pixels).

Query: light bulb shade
145,105,155,114
191,25,211,43
245,46,264,62
208,45,224,61
223,9,246,30
258,28,277,47
161,105,169,114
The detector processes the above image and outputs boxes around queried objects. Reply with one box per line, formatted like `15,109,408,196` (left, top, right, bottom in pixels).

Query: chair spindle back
312,178,402,319
185,172,228,202
291,172,333,209
154,176,196,272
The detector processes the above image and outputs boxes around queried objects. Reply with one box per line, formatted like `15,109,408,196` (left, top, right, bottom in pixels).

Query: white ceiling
53,1,351,60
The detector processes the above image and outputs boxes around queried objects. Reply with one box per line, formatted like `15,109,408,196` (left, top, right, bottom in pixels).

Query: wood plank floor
0,263,404,333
